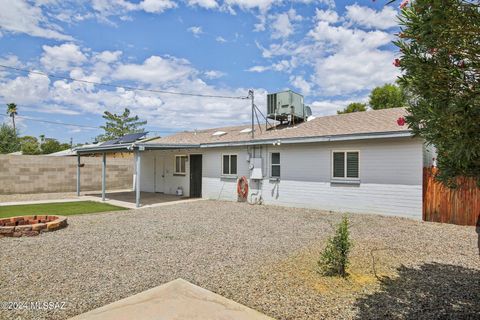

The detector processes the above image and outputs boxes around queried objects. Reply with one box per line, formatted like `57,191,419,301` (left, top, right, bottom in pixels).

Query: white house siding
423,143,437,167
139,149,202,197
201,137,424,218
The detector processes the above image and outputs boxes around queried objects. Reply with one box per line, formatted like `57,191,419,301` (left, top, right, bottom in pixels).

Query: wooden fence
423,167,480,226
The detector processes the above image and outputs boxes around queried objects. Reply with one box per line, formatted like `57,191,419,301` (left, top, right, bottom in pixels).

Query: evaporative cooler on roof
267,90,311,123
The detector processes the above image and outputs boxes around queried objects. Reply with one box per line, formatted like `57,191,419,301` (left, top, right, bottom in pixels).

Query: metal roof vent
212,131,227,136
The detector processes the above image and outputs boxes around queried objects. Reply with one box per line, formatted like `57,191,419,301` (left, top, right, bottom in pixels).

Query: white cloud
139,0,177,13
267,9,302,39
0,47,268,134
0,72,51,105
313,49,398,95
187,0,218,9
247,65,270,73
187,26,203,37
306,20,398,95
93,50,122,64
113,55,197,84
270,12,294,39
0,55,21,79
315,8,339,24
204,70,225,79
290,75,311,95
345,4,398,30
224,0,279,13
91,0,176,17
0,0,72,40
310,96,368,115
215,36,227,43
40,43,87,71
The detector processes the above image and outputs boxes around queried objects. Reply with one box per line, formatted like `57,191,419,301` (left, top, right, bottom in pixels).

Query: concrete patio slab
69,278,274,320
0,191,205,210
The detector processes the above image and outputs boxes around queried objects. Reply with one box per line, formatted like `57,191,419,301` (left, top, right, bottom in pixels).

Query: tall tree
394,0,480,186
97,108,147,141
337,102,367,114
6,103,17,131
368,84,406,110
0,124,20,154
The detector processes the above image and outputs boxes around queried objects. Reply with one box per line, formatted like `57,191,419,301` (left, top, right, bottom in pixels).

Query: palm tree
6,103,17,131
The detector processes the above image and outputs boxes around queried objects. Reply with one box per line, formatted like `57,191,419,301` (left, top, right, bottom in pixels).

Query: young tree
20,136,41,155
369,84,406,110
394,0,480,186
0,123,20,154
318,215,352,277
97,108,147,141
6,103,18,131
337,102,367,114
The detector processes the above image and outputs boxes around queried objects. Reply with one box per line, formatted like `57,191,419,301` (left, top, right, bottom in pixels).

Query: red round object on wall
397,117,406,126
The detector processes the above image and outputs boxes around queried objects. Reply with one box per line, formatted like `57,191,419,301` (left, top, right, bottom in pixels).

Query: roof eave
75,142,201,154
199,130,413,148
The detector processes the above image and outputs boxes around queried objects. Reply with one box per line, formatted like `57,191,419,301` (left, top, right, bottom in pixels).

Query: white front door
154,156,165,193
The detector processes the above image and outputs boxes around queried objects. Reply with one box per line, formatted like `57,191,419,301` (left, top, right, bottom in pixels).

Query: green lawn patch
0,201,128,219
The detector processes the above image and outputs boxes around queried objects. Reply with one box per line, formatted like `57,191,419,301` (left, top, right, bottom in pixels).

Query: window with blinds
332,151,359,179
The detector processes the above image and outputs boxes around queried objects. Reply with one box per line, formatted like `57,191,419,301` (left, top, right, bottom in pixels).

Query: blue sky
0,0,402,144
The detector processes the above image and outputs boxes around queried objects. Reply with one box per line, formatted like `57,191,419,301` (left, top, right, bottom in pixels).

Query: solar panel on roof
100,138,120,146
118,132,147,143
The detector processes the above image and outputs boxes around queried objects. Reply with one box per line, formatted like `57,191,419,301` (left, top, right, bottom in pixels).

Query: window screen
175,155,187,174
222,155,237,175
223,155,230,175
346,152,359,178
271,153,280,177
333,152,345,178
230,155,237,175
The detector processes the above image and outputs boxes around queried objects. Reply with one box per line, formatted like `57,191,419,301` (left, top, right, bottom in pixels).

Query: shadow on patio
354,262,480,319
86,191,188,206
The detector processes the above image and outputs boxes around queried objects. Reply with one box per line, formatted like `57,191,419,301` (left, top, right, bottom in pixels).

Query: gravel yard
1,200,479,320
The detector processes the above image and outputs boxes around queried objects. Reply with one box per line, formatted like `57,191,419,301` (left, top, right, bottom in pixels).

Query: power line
0,64,250,100
0,113,177,134
0,113,99,129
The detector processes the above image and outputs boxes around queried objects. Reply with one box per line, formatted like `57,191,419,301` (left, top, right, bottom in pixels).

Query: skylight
212,131,227,136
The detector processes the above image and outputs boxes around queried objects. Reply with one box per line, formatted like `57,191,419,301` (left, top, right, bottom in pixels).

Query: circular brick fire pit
0,215,68,238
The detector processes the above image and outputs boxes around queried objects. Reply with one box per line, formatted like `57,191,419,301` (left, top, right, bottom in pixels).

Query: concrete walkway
0,194,205,209
69,279,274,320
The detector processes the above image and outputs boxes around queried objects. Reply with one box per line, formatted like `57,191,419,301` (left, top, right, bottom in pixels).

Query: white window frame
331,150,360,181
270,152,281,178
221,153,238,176
174,155,188,175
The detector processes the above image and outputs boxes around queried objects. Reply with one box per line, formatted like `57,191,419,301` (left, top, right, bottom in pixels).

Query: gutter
75,130,412,154
197,131,413,148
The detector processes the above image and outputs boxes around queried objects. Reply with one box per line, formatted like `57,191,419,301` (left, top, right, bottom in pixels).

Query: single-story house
76,107,435,219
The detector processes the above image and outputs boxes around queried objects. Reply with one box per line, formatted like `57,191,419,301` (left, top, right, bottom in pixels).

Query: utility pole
249,89,254,139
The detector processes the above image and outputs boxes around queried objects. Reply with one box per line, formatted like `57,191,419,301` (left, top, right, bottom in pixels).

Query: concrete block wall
0,155,133,194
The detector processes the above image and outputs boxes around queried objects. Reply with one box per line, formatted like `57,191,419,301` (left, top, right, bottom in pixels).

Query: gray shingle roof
145,107,410,146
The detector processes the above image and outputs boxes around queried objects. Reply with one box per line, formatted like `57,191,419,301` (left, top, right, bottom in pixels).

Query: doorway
154,156,165,193
189,154,202,198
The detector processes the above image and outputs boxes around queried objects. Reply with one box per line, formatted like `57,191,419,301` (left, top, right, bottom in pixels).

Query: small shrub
318,215,352,277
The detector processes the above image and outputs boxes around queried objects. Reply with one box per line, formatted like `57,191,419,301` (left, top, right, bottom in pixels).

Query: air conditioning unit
267,90,310,122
